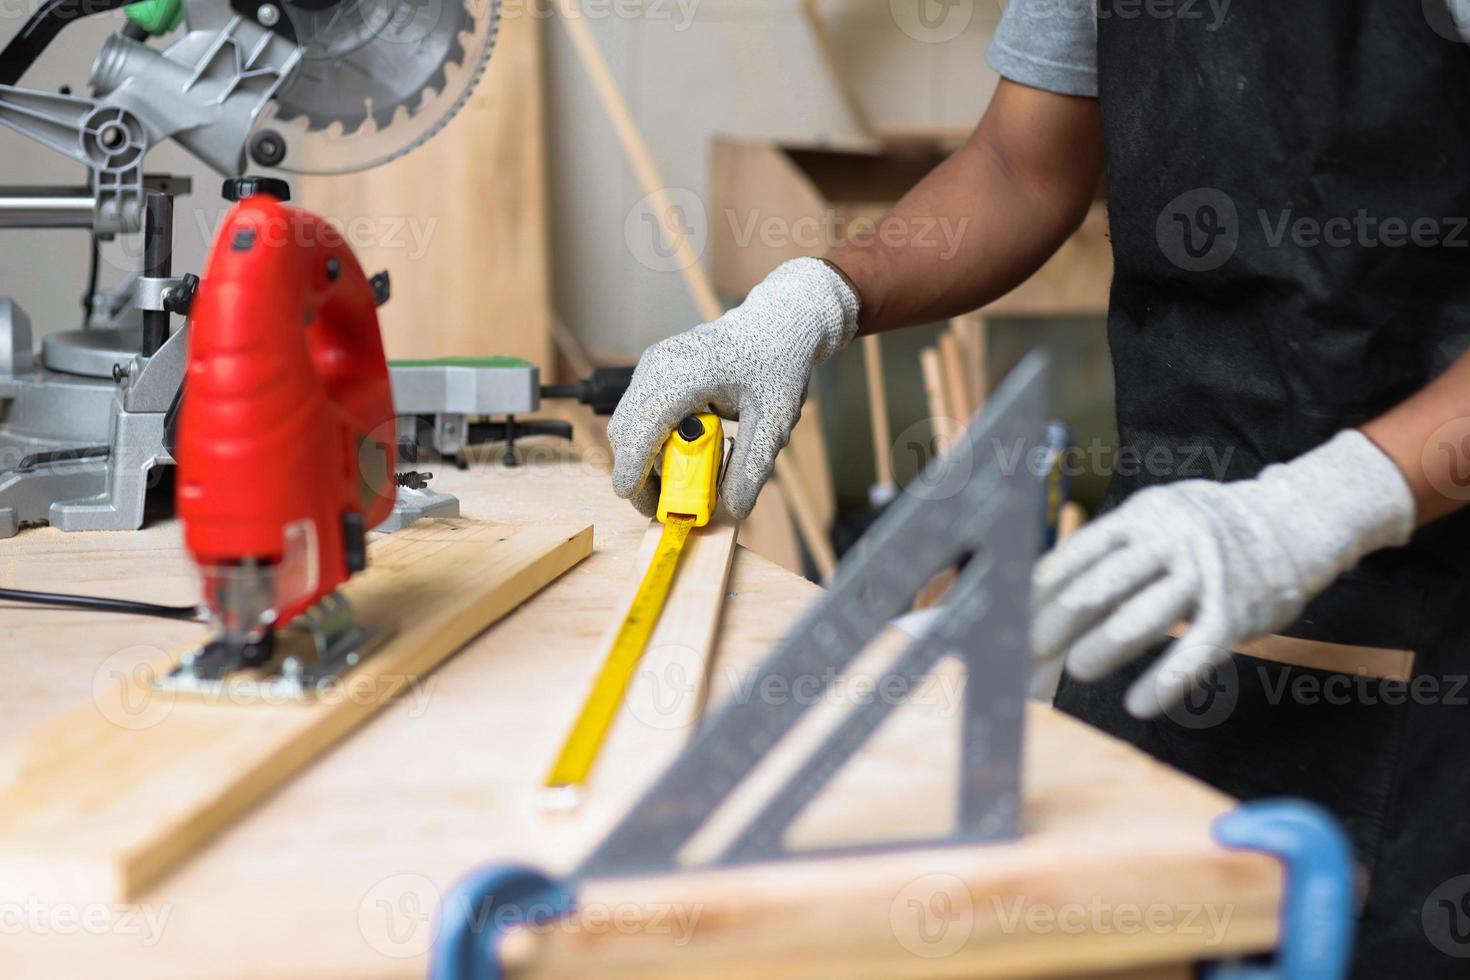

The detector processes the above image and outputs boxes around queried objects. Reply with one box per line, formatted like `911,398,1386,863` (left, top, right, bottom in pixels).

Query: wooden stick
919,346,956,450
551,314,596,380
618,516,739,743
776,452,838,576
797,0,875,138
950,312,989,407
861,334,894,493
554,0,835,578
914,345,957,608
937,328,972,426
1058,501,1087,543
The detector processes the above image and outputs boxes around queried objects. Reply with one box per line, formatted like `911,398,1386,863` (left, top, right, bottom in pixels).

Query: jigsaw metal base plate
156,594,396,703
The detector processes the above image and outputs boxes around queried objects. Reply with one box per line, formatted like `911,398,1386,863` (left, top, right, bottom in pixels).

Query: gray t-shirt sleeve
986,0,1098,98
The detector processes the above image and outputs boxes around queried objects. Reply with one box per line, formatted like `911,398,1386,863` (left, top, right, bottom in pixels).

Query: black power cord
0,587,202,622
80,233,100,329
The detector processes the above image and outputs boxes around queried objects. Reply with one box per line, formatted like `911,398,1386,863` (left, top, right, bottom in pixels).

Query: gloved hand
608,258,860,519
1033,430,1416,717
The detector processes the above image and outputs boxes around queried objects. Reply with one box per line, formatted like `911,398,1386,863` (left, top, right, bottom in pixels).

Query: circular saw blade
258,0,500,174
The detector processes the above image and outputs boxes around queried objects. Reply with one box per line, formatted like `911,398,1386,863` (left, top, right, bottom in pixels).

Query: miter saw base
0,306,185,539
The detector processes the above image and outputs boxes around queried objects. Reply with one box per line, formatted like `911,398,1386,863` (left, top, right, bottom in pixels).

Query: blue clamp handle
428,865,575,980
1204,799,1356,980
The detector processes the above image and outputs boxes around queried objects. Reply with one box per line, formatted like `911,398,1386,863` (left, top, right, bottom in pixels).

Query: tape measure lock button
677,417,706,442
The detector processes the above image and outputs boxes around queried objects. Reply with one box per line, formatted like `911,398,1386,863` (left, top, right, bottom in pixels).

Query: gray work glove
1033,430,1416,718
608,258,860,519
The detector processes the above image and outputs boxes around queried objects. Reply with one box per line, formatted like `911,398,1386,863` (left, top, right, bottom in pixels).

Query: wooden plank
583,516,739,785
297,7,553,372
1164,623,1414,683
0,520,592,904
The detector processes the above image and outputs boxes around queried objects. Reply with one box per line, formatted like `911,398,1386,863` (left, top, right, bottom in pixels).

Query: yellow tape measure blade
544,517,695,794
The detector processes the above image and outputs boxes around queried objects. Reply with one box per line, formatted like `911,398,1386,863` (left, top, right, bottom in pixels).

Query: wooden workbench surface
0,443,1281,979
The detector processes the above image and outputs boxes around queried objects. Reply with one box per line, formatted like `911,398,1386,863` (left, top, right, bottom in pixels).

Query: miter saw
0,0,502,538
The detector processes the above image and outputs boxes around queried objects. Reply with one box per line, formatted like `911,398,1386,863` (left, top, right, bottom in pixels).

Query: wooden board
584,516,739,785
0,519,592,905
297,7,553,372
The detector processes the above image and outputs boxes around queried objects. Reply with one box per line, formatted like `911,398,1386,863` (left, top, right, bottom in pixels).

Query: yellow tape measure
544,413,724,799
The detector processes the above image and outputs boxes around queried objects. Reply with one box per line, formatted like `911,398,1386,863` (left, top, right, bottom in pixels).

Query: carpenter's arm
828,79,1103,335
1362,347,1470,524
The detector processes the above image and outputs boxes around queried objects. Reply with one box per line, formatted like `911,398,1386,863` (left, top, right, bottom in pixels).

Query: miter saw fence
0,0,500,538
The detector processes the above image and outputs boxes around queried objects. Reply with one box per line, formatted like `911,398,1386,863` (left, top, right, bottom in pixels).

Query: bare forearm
1361,347,1470,525
827,80,1102,334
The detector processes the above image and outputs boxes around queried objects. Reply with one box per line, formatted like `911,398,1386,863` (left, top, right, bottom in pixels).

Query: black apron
1062,2,1470,974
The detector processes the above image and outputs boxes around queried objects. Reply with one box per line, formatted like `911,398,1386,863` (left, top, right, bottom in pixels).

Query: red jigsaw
176,187,397,655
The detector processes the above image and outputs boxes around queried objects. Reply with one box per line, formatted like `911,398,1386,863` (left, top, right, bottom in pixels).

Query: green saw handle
125,0,183,36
